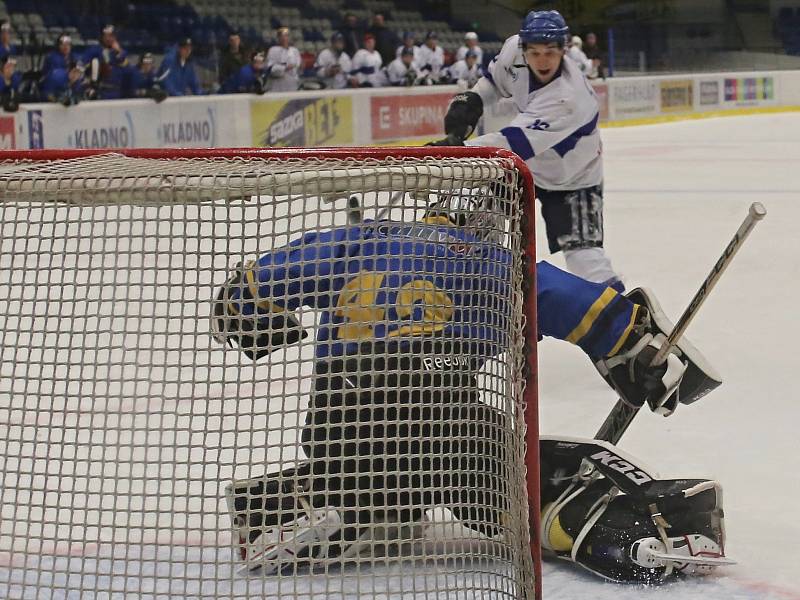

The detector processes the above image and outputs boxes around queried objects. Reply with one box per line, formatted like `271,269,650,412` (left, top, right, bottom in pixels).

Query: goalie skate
225,477,343,574
631,534,736,574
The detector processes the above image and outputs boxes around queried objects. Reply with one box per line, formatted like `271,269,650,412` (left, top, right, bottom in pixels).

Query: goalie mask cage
0,147,541,600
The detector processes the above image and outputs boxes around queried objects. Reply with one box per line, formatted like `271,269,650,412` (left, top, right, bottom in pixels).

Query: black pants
301,339,509,537
536,184,605,253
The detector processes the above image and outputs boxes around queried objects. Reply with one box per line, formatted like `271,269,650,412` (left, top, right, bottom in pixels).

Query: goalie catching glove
427,91,483,146
212,261,307,360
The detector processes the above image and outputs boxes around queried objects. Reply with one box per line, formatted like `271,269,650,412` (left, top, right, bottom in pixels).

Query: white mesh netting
0,152,538,600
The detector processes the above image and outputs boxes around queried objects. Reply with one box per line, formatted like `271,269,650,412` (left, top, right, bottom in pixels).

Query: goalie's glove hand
597,309,687,416
212,262,307,361
426,133,465,147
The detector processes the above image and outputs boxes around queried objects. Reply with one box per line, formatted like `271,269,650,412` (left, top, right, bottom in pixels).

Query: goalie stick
595,202,767,445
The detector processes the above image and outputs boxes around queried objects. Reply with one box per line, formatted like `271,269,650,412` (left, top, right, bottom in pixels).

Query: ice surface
1,113,799,599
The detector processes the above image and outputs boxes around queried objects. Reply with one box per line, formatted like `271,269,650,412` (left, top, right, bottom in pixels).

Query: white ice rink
1,112,799,599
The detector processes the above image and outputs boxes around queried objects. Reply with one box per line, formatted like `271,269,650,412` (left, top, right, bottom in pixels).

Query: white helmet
571,35,583,48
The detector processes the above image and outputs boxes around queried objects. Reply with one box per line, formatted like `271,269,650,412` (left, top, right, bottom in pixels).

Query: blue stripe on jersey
483,66,496,87
552,112,599,158
500,126,535,160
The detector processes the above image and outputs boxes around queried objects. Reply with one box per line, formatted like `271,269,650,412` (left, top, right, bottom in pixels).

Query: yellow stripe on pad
566,287,617,345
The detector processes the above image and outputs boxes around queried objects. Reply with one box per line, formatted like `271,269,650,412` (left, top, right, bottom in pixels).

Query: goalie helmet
424,188,507,245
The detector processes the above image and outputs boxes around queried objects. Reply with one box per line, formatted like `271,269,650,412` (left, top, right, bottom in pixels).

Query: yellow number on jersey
391,279,454,337
335,271,454,341
334,271,386,341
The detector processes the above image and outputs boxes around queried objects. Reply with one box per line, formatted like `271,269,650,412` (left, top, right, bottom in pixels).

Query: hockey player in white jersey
416,31,445,84
385,46,419,86
315,32,353,89
395,31,421,62
566,35,593,75
431,10,622,290
444,49,481,88
267,27,302,92
350,34,385,87
455,31,483,65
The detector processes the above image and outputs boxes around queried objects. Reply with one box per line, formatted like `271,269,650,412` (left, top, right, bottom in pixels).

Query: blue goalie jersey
228,219,636,360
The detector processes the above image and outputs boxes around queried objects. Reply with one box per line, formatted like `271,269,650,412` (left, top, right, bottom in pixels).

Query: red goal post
0,146,541,600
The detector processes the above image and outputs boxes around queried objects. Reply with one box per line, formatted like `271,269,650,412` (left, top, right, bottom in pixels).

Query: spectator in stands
444,48,480,88
583,32,604,79
42,34,76,77
218,31,248,87
416,32,444,84
385,46,419,86
267,27,301,92
566,35,593,76
338,13,363,60
128,53,166,102
83,25,132,100
350,33,384,87
0,56,21,111
396,31,420,62
315,32,354,90
367,13,399,66
0,22,17,62
455,32,483,65
222,51,269,94
40,60,87,106
157,37,201,96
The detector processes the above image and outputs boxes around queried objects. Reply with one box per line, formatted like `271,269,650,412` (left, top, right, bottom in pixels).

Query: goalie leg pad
226,463,360,573
540,436,730,583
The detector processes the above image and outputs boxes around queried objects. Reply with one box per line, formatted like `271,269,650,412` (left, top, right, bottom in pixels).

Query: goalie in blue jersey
213,193,728,583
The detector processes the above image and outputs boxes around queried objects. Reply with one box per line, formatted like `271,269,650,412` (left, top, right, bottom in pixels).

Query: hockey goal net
0,147,540,600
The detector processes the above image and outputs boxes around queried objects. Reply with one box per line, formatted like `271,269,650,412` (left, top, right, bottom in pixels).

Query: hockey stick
595,202,767,445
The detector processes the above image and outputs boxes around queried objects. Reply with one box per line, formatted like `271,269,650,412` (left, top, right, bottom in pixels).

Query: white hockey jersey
566,45,593,75
445,59,481,87
315,48,352,89
455,45,483,65
266,45,302,92
395,44,421,62
385,57,419,86
350,48,384,87
416,44,444,80
465,34,602,190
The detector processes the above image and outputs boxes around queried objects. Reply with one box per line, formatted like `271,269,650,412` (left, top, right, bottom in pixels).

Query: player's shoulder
496,35,523,66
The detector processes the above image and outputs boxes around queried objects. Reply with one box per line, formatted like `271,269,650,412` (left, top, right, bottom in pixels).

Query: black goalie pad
540,436,727,583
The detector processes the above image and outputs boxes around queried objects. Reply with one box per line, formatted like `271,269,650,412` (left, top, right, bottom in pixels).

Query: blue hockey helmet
519,10,569,46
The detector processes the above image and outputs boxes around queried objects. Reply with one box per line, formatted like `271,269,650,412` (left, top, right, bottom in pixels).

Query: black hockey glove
147,86,168,103
443,91,483,142
426,133,465,147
